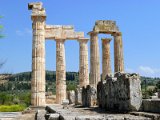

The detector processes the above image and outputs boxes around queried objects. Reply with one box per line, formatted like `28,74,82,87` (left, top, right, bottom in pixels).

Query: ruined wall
82,85,97,107
75,87,82,105
142,99,160,113
67,90,75,104
97,73,142,111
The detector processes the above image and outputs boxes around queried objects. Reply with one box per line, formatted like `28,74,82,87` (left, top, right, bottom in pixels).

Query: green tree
156,80,160,89
0,16,4,38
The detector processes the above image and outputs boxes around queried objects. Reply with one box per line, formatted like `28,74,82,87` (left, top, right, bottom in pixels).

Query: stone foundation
82,85,97,107
97,73,142,111
142,99,160,113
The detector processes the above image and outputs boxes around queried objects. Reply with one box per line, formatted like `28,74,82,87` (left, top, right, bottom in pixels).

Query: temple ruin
88,20,124,88
28,3,160,117
28,2,89,106
28,2,125,106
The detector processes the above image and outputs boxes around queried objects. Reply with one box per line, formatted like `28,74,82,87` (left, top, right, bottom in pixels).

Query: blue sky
0,0,160,77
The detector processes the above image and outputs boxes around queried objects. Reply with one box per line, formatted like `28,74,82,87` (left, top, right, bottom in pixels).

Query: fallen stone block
62,99,69,109
48,113,59,120
36,110,46,120
142,99,160,113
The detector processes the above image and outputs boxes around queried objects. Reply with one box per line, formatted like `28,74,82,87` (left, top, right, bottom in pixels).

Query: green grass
0,104,26,112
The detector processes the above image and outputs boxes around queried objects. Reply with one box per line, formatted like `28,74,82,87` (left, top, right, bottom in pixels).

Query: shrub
0,104,26,112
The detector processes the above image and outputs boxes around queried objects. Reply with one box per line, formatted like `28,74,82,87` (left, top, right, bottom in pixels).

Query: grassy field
0,104,26,112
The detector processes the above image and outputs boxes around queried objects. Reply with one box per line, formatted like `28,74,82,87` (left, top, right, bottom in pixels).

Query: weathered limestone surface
89,32,100,88
113,32,124,73
29,2,46,106
36,110,46,120
82,85,97,107
48,114,59,120
45,25,84,40
78,38,89,87
67,90,75,104
56,39,66,104
75,87,82,105
45,105,151,120
142,99,160,113
97,73,142,111
93,20,119,34
101,38,112,80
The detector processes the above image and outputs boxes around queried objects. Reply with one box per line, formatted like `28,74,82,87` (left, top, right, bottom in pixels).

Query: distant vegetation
0,71,160,111
0,104,26,112
141,76,160,98
0,16,4,38
0,71,79,111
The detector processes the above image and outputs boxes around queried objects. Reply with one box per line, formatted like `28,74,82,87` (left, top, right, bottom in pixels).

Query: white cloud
126,66,160,77
138,66,155,74
16,28,32,36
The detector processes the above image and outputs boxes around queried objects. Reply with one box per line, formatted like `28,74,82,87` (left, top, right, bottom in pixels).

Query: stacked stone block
97,73,142,111
82,85,97,107
67,90,75,104
75,87,82,105
29,2,46,106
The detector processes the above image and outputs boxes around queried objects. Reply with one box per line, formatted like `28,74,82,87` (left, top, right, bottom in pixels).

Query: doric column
113,32,124,73
55,39,66,104
31,15,46,106
101,38,112,80
78,38,89,87
89,32,100,88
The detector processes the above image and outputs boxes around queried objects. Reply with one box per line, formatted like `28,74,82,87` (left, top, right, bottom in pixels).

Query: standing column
78,38,89,87
101,38,112,80
113,32,124,73
56,39,66,104
31,16,46,106
89,32,100,88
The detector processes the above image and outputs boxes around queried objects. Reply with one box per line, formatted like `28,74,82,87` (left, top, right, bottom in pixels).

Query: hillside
0,71,160,96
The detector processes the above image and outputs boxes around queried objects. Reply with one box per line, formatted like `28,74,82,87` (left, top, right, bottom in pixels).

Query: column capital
54,39,66,43
87,31,99,35
31,15,46,21
78,38,89,43
112,32,122,37
101,38,112,43
29,2,46,21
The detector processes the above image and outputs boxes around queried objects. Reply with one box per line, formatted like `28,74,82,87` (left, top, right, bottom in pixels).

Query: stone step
130,112,160,120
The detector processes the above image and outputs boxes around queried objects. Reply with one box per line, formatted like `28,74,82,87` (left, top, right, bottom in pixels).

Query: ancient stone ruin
28,2,160,119
97,73,142,111
28,2,89,106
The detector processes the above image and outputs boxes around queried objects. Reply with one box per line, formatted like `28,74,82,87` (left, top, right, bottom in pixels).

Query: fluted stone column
78,38,89,87
56,39,66,104
31,16,46,106
101,38,112,80
113,32,124,73
89,32,100,88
